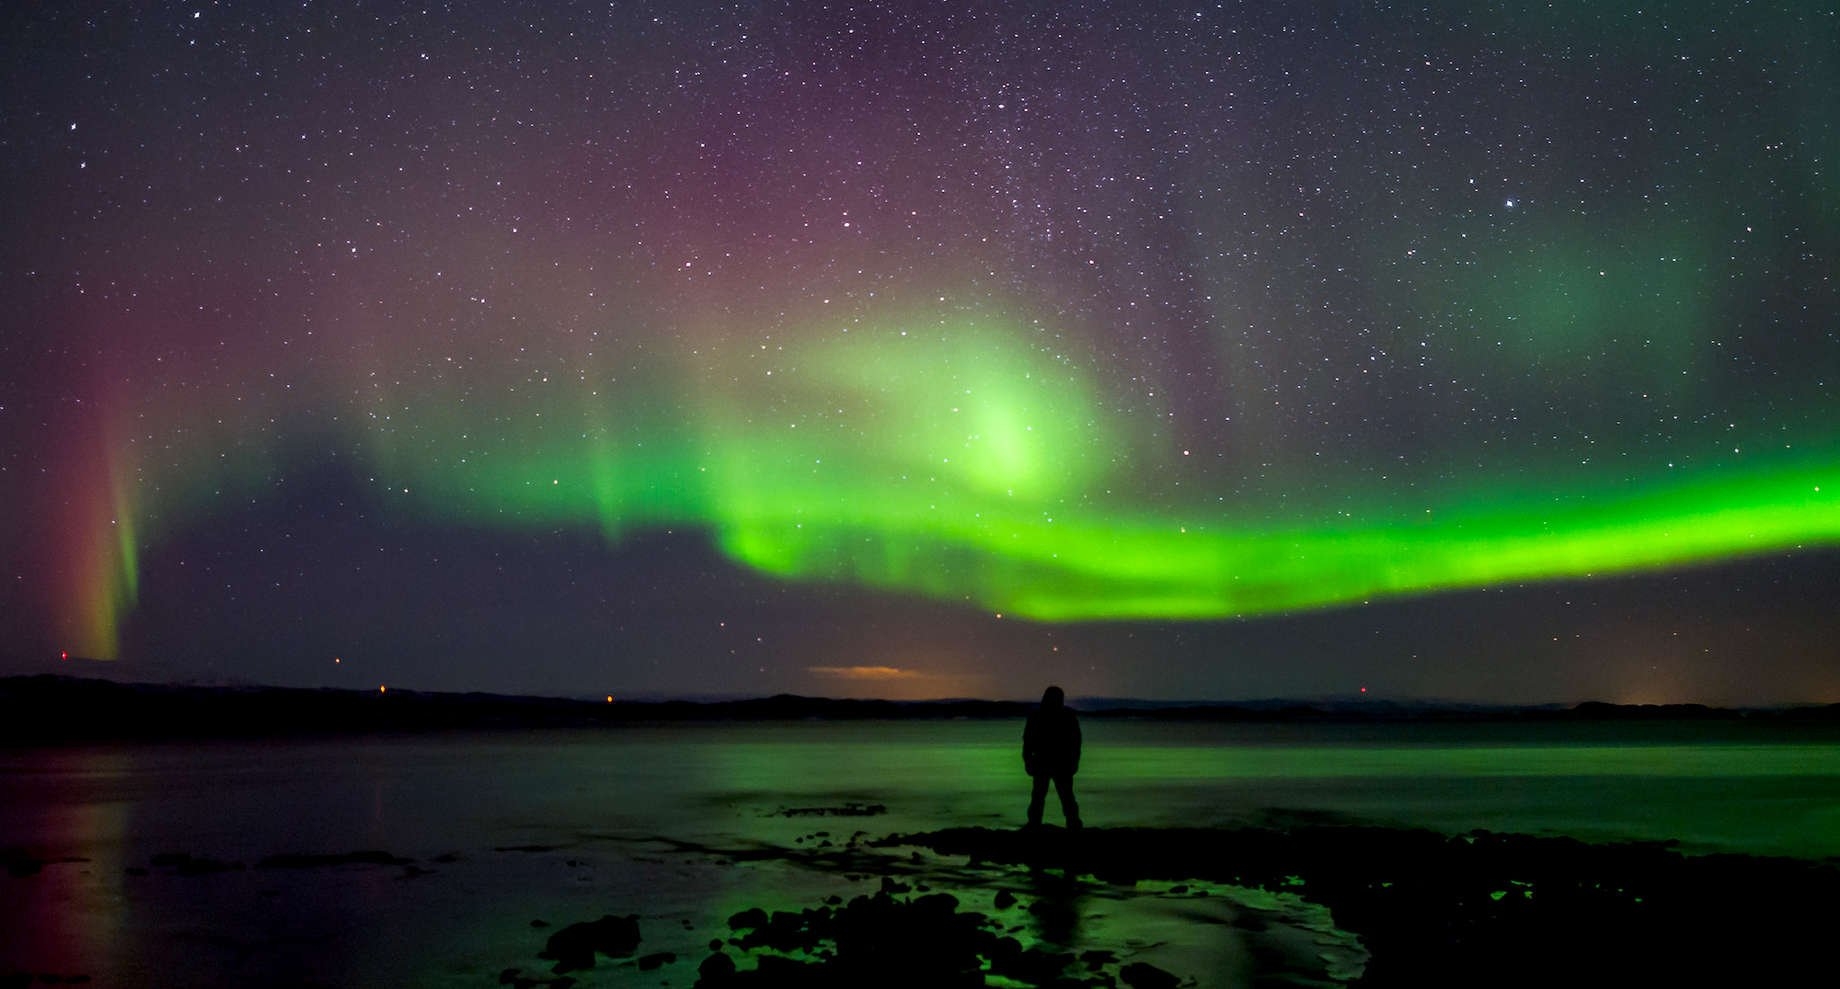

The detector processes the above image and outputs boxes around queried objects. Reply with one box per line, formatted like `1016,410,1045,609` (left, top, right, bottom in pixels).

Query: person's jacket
1023,705,1081,777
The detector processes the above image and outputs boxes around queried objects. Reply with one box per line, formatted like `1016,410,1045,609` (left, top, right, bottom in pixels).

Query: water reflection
0,749,132,984
1023,868,1086,947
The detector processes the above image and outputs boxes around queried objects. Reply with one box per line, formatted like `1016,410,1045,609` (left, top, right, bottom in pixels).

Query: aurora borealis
3,1,1837,701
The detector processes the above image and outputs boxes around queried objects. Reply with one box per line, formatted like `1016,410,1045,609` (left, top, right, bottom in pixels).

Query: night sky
3,1,1837,703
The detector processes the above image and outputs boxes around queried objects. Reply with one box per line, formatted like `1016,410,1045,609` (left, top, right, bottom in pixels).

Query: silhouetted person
1023,685,1082,829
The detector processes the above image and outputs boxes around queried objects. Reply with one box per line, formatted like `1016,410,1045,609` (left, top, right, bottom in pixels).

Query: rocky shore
490,822,1840,987
879,824,1840,986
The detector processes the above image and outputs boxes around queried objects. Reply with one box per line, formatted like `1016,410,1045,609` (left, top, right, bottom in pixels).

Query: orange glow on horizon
807,665,921,681
805,663,995,701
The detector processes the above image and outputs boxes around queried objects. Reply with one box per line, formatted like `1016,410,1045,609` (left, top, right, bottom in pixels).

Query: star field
3,2,1836,701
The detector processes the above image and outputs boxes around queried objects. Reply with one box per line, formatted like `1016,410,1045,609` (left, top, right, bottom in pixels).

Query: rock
538,914,641,973
993,889,1018,909
727,907,769,931
985,935,1024,968
778,802,886,817
637,951,675,971
997,946,1075,985
1120,961,1180,989
696,950,735,984
1080,949,1117,968
256,850,410,869
752,954,810,979
742,909,822,952
913,891,960,912
495,971,574,989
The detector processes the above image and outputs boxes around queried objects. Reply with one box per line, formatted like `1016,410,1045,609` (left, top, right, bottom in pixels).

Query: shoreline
6,674,1838,745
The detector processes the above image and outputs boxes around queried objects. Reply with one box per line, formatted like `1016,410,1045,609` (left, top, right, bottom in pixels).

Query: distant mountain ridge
3,675,1838,744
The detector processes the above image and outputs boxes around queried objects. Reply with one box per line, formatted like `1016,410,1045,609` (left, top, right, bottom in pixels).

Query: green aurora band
78,311,1839,661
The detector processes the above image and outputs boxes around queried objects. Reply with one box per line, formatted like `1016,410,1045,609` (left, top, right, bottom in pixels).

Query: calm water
3,719,1838,986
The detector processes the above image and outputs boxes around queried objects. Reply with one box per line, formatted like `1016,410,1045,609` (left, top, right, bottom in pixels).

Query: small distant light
1359,686,1368,694
605,695,614,703
60,650,69,661
379,684,387,694
333,656,341,664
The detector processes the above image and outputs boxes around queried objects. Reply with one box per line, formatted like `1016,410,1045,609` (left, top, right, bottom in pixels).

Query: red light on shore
1359,686,1368,694
60,650,69,661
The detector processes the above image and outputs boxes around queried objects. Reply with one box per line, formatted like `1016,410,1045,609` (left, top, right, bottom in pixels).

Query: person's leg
1053,774,1081,830
1027,773,1049,826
